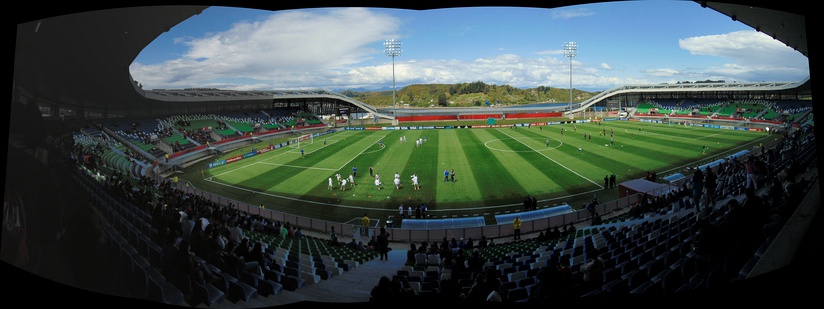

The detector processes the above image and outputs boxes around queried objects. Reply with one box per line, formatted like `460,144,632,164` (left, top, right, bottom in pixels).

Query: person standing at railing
704,167,718,209
744,156,759,190
692,167,705,213
377,227,390,261
361,213,370,237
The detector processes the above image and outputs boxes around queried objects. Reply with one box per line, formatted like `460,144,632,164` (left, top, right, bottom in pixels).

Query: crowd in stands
69,109,328,177
9,91,814,306
211,107,324,130
86,161,335,297
366,124,816,303
178,128,213,147
73,134,106,173
632,99,812,124
119,121,178,143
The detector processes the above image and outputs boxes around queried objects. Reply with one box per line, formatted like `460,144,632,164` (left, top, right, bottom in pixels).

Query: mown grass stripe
434,129,483,209
399,131,439,209
190,121,768,223
456,129,527,206
480,129,571,194
274,131,387,196
494,128,603,189
496,128,602,192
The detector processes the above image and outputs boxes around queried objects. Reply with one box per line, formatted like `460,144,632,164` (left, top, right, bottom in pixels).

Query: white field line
199,176,607,213
202,178,368,210
336,134,388,171
256,162,337,171
210,130,356,178
497,128,603,189
624,126,727,140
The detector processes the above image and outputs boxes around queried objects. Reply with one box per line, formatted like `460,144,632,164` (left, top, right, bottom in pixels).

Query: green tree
437,93,448,107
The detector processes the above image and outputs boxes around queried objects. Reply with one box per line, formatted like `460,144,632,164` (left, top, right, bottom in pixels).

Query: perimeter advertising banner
225,155,243,164
206,143,285,169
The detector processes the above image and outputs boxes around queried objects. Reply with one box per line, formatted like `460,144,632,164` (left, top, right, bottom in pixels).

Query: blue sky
129,1,810,92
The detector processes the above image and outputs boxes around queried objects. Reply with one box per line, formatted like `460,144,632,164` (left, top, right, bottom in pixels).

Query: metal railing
174,181,645,243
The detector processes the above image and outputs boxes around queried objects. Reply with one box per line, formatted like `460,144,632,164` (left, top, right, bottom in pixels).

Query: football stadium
8,2,820,307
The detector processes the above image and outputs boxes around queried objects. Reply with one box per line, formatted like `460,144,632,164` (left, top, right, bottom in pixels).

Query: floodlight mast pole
384,39,402,123
564,42,577,119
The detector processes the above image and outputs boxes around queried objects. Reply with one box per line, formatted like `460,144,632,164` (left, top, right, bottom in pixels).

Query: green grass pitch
184,120,770,224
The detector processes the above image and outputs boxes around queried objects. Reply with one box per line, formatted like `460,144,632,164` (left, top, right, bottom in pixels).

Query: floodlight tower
564,41,577,119
384,39,402,121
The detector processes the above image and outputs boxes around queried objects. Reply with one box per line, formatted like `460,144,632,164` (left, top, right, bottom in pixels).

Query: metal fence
176,181,644,243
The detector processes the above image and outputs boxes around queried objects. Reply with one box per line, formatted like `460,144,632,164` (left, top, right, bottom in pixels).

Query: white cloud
535,49,565,56
643,68,679,77
678,30,808,82
131,8,809,92
133,8,400,90
679,30,800,65
550,8,595,20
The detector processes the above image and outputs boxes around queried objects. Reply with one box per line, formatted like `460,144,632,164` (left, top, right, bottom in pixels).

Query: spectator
580,250,605,291
705,167,718,208
329,226,339,246
744,156,760,190
377,227,391,261
175,239,220,285
482,266,504,302
405,243,418,266
692,167,705,213
370,276,394,302
348,238,359,250
247,241,270,272
367,235,378,251
466,249,485,273
466,272,488,302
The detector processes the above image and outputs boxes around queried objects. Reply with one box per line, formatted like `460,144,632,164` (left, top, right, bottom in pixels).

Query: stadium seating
219,272,257,303
191,279,225,306
130,254,152,298
505,286,529,302
414,253,428,268
279,272,304,291
146,274,185,305
62,112,818,305
239,269,282,297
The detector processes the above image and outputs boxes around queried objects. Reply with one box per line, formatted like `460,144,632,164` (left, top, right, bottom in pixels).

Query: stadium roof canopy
699,1,808,57
12,2,812,119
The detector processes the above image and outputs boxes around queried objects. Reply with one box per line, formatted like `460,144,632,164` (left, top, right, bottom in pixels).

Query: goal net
290,134,313,148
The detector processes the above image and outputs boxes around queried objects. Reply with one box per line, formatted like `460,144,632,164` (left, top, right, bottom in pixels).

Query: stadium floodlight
564,41,577,119
384,39,402,121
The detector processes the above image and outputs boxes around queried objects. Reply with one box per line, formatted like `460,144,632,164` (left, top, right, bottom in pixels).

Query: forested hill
338,81,600,108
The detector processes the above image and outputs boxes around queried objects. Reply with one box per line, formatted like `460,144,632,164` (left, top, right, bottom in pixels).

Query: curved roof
12,2,812,114
570,77,811,114
14,6,209,110
700,1,808,57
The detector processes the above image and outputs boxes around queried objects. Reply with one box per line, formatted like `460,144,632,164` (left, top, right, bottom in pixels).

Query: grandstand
8,2,819,308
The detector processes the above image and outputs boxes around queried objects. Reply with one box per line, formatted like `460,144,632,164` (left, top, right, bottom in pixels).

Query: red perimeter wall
397,112,562,122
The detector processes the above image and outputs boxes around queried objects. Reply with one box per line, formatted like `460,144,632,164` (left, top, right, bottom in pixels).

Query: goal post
290,133,313,148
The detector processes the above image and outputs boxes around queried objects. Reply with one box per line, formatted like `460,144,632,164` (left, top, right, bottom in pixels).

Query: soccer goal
290,133,313,148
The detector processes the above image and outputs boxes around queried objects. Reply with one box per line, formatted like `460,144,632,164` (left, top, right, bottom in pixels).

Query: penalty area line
497,128,603,189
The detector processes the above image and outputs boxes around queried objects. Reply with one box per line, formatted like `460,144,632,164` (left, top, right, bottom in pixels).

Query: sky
128,1,810,92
